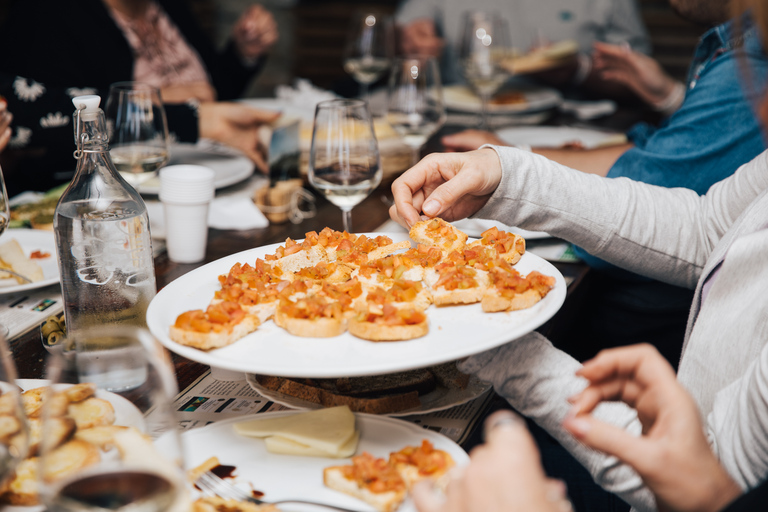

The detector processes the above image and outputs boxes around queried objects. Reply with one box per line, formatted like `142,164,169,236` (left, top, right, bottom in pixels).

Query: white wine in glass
105,82,170,188
343,12,395,101
387,57,446,164
309,99,382,233
460,12,511,129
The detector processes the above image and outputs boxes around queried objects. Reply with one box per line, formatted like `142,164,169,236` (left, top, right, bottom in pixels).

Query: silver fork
195,470,365,512
0,269,32,283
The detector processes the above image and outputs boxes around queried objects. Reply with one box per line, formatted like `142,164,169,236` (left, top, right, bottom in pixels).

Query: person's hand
232,4,278,61
441,130,507,152
0,97,11,152
161,81,216,104
399,19,444,58
390,148,502,228
198,102,280,173
412,411,570,512
563,344,742,512
592,42,679,107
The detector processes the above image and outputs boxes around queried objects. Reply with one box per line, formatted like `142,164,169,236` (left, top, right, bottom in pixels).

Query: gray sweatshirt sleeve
474,146,768,289
458,333,657,511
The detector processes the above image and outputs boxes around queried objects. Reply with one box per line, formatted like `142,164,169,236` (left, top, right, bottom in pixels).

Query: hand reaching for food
563,344,742,512
198,102,280,173
389,148,502,228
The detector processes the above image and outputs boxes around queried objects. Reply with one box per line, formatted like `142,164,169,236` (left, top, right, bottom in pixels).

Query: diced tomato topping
340,453,406,493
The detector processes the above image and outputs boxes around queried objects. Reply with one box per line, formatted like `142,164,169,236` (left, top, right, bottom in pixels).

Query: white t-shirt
396,0,651,83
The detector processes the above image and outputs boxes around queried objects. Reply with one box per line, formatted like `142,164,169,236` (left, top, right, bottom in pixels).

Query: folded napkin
275,79,338,118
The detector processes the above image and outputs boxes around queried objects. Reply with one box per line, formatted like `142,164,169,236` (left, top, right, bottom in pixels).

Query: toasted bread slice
367,240,411,262
169,312,261,350
67,397,116,430
193,496,279,512
390,440,455,490
274,244,328,274
74,425,129,451
0,415,21,441
348,315,428,342
324,461,406,512
41,439,101,482
62,383,97,403
427,267,490,306
26,416,76,456
276,314,346,338
428,362,470,390
482,288,542,312
21,387,68,418
409,218,467,256
2,457,39,505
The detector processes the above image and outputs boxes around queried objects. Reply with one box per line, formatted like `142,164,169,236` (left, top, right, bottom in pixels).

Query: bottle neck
74,109,110,154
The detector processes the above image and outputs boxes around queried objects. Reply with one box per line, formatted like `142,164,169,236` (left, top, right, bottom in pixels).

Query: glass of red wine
308,99,382,233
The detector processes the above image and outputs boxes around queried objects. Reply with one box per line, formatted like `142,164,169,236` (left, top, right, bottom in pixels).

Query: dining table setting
0,12,657,511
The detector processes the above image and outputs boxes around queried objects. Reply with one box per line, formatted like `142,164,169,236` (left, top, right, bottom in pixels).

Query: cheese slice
234,406,356,455
0,238,44,283
264,430,360,458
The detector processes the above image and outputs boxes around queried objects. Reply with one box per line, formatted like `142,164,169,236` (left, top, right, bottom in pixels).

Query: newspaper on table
172,370,494,446
0,284,63,340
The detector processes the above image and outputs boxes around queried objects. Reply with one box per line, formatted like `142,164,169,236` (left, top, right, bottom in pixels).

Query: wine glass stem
361,82,370,104
479,93,491,131
342,209,353,233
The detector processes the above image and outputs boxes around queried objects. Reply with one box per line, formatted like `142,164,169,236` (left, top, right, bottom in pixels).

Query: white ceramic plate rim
138,142,254,195
443,85,562,114
146,233,566,378
182,411,469,512
451,219,550,240
245,373,493,417
0,230,60,295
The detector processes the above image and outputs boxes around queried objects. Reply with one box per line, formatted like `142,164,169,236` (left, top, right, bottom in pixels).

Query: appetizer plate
138,142,254,195
0,229,60,295
181,411,469,512
146,233,567,378
451,219,550,240
496,126,628,150
245,373,493,417
443,84,562,114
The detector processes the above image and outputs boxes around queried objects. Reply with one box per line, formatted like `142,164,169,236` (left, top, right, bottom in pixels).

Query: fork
0,269,32,283
195,470,365,512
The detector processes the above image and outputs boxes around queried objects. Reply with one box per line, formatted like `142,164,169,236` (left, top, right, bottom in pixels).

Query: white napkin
559,99,617,120
274,79,338,117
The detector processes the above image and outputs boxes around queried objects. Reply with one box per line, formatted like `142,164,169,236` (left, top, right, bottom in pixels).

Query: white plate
146,233,566,378
182,411,469,512
138,142,254,195
0,230,60,295
452,219,550,240
496,126,627,150
443,84,562,114
6,380,145,512
246,373,492,417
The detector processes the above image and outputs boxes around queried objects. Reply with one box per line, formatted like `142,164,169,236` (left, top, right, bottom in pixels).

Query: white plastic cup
159,165,215,263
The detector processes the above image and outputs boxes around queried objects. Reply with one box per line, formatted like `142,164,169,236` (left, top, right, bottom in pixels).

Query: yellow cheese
264,430,359,458
0,238,44,283
234,406,356,455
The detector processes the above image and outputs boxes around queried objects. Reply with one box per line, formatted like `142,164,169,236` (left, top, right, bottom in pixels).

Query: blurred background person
395,0,651,95
0,0,279,196
0,97,10,153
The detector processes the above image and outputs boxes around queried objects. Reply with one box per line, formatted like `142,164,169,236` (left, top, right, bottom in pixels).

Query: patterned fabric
107,2,211,89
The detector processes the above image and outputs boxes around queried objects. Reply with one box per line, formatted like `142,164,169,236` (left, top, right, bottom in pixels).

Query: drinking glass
343,11,395,101
0,331,28,491
0,165,10,235
386,57,446,165
38,326,185,512
104,82,170,188
308,99,382,233
459,12,511,129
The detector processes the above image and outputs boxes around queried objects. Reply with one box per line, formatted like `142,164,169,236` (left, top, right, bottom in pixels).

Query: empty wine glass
104,82,170,188
343,11,395,102
38,325,185,512
308,99,382,233
459,12,511,129
387,57,446,165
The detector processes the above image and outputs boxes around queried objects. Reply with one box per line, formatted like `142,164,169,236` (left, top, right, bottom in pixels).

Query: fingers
411,481,446,512
562,414,652,471
578,344,674,386
482,410,541,465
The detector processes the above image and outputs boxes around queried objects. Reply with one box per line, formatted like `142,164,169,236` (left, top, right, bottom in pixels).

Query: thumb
242,107,281,125
411,481,445,512
563,415,650,471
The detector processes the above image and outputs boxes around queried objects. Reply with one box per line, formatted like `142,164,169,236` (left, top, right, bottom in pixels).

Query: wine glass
0,165,10,235
38,326,186,512
104,82,170,188
343,11,395,102
308,99,382,233
459,12,512,130
386,57,446,165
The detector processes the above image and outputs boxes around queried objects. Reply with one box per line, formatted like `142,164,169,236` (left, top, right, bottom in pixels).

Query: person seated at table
438,0,768,367
388,0,768,502
0,0,280,195
413,345,763,512
395,0,651,94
